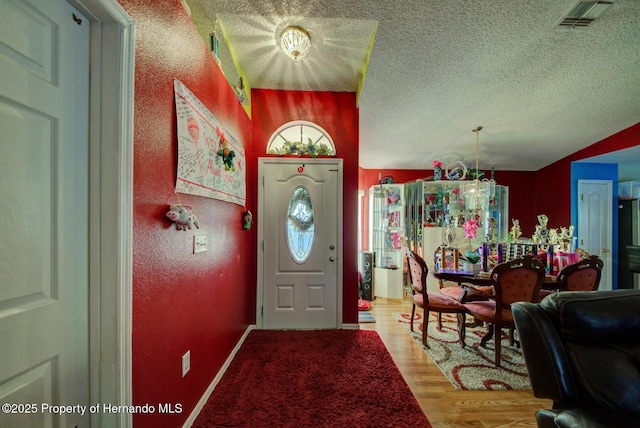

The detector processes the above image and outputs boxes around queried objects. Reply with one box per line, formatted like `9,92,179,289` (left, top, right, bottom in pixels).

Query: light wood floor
359,297,551,428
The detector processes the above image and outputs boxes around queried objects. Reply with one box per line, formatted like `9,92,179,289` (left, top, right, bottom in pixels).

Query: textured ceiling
189,0,640,171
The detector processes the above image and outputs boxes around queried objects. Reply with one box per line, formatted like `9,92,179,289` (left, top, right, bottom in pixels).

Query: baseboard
182,324,255,427
342,323,360,330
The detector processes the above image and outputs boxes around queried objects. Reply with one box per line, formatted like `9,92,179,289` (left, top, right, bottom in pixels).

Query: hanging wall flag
173,79,246,206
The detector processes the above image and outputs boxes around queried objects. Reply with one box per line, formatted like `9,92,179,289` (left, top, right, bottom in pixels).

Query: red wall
119,1,255,426
251,89,360,324
494,170,538,236
536,122,640,226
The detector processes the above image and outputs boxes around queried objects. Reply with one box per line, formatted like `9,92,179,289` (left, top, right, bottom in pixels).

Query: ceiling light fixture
461,126,496,210
280,26,311,62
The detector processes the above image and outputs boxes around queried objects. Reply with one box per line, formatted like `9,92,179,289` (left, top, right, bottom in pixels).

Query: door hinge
581,194,584,201
261,306,263,316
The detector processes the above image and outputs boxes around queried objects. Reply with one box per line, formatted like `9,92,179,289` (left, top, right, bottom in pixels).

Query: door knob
329,256,336,262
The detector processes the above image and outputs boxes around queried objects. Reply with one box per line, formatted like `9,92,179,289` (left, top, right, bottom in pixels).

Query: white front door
0,0,90,427
258,158,343,329
577,179,613,290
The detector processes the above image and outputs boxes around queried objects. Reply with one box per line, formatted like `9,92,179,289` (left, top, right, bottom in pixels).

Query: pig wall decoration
166,204,200,231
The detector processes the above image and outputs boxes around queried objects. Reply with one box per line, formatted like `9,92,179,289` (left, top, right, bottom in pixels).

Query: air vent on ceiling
557,1,613,29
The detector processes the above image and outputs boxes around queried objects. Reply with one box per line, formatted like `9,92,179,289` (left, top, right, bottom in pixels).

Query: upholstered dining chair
406,248,467,348
556,254,603,291
462,255,546,367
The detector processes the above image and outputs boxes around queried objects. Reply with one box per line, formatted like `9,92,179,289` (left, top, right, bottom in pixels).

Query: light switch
182,350,190,377
193,234,208,253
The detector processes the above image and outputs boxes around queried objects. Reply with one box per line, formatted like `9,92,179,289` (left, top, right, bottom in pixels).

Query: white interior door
259,158,343,329
577,179,613,291
0,1,90,427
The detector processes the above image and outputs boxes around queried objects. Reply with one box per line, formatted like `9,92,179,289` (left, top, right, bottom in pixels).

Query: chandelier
461,126,496,210
280,26,311,62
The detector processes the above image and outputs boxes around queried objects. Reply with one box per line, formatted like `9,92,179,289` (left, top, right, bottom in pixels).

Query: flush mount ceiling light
280,26,311,62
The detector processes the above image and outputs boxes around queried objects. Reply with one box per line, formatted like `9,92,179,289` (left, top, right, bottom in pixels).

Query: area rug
358,311,376,323
193,329,431,427
394,312,531,391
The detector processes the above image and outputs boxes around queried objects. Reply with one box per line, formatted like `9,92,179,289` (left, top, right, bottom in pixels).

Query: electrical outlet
193,234,208,254
182,350,190,377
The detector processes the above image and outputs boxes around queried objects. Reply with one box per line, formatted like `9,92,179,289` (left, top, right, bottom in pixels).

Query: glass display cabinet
369,184,405,299
404,179,509,291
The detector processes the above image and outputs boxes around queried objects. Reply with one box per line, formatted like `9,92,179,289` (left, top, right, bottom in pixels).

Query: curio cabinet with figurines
404,179,508,291
369,183,405,299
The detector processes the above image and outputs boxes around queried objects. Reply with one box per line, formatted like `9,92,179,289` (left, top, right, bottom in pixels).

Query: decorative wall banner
173,79,246,206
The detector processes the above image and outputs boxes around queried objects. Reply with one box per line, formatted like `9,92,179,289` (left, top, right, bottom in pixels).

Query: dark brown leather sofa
512,289,640,428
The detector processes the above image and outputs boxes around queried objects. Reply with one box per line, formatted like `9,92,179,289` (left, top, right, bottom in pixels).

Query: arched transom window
267,120,336,156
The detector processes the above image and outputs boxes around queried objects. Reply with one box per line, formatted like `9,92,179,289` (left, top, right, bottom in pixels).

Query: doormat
358,312,376,323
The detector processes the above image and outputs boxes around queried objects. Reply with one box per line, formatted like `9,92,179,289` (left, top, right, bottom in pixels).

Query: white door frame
69,1,135,426
257,158,344,329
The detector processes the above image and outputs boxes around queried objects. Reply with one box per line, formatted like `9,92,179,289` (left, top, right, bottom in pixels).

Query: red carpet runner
193,329,431,427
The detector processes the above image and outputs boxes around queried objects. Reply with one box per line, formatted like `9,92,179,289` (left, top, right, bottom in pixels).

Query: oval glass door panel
286,186,315,263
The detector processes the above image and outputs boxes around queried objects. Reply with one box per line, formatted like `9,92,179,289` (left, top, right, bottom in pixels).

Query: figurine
215,127,236,171
386,188,401,205
443,224,456,246
243,210,253,230
487,217,497,242
559,225,575,251
538,214,549,228
510,219,522,241
534,214,549,243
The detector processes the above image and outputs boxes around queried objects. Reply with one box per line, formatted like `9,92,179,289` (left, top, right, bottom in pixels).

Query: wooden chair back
407,248,428,296
491,255,546,322
556,255,603,291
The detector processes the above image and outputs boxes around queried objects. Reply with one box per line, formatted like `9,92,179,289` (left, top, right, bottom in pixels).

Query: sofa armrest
512,302,577,403
535,409,562,428
538,408,640,428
